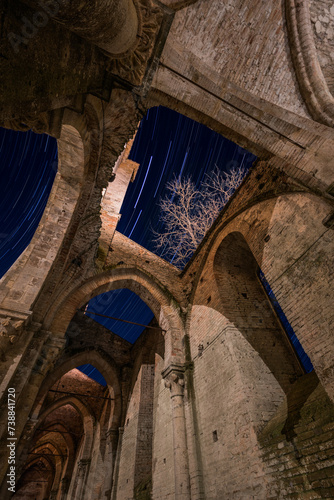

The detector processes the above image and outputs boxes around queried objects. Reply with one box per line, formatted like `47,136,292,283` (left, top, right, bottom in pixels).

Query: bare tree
153,166,247,268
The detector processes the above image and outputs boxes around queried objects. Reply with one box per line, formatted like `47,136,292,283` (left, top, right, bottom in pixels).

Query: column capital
162,364,186,397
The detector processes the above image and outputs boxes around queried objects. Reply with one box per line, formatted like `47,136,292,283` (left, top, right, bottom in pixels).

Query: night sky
0,105,312,378
118,106,255,254
0,129,57,277
87,106,256,343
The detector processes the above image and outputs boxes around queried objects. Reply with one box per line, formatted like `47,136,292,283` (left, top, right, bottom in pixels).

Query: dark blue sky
118,106,255,254
0,107,256,345
0,129,57,277
87,106,255,342
0,105,312,378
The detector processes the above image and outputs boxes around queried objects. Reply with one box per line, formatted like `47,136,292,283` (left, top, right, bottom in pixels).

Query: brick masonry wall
188,318,285,498
117,371,141,499
164,0,308,116
66,311,132,368
117,364,155,500
87,424,106,500
172,162,334,498
134,365,155,495
151,354,175,500
182,162,334,398
213,232,302,391
260,373,334,498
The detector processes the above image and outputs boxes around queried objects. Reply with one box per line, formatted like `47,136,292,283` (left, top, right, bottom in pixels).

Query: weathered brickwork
117,364,155,499
0,0,334,498
162,0,308,116
1,158,333,499
260,373,334,498
152,355,175,500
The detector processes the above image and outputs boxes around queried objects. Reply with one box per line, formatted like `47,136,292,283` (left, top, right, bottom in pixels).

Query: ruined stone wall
175,162,334,498
0,0,333,497
260,373,334,498
160,0,308,116
117,366,147,499
133,365,155,493
186,326,278,498
117,363,156,500
182,162,334,396
99,137,139,259
151,354,175,500
149,0,334,194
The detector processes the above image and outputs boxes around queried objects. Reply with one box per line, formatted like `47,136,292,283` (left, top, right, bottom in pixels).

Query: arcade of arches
0,0,334,498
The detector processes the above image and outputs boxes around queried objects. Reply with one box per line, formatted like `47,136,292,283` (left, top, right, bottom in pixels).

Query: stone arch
213,230,303,394
35,397,94,461
0,122,86,315
147,0,334,191
13,454,55,500
33,421,76,493
32,349,121,429
44,266,185,364
16,412,79,500
153,92,331,190
45,267,175,331
33,438,64,496
18,441,63,499
285,0,334,127
190,189,333,395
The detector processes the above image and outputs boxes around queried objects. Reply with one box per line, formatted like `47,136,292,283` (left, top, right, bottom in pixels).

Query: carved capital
162,364,186,397
0,316,23,338
0,316,25,360
107,0,168,86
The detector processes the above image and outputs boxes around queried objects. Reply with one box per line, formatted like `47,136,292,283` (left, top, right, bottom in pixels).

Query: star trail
86,106,256,343
0,105,312,377
117,106,255,254
0,107,256,347
0,128,57,278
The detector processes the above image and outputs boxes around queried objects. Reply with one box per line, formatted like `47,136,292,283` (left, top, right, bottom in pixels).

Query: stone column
103,428,119,499
111,427,124,500
163,365,191,500
74,459,91,500
59,477,69,500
